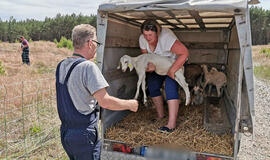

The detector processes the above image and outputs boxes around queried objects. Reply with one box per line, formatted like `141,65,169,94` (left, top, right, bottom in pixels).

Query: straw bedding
105,104,233,156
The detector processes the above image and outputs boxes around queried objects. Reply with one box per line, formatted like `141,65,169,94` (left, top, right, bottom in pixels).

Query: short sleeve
22,40,28,45
160,28,177,52
84,63,109,95
139,34,147,50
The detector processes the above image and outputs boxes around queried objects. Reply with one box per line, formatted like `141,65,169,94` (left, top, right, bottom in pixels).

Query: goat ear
128,63,134,71
117,62,121,69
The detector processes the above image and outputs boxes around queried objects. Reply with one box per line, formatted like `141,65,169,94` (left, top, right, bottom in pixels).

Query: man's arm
93,88,138,112
168,40,189,79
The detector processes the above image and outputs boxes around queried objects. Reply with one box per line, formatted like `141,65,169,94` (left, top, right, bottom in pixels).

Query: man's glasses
87,39,101,46
92,39,101,46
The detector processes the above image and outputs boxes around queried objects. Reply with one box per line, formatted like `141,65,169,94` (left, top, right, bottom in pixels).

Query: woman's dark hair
140,19,161,34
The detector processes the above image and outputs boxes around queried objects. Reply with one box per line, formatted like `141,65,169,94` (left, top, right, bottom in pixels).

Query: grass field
252,45,270,80
0,41,69,159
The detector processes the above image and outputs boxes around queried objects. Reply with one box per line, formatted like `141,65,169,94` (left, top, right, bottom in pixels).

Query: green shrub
53,38,58,44
254,65,270,80
29,123,41,136
0,61,5,75
57,36,73,50
260,48,270,57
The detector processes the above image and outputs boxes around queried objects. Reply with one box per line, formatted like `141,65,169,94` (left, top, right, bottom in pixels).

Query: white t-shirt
139,28,178,59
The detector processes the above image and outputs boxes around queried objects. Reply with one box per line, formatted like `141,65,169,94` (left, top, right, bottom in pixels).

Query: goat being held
117,54,190,105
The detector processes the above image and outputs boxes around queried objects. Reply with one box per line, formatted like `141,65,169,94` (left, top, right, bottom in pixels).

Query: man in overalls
56,24,138,160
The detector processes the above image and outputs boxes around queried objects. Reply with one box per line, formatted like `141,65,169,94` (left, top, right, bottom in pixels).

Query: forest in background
0,13,96,42
0,7,269,45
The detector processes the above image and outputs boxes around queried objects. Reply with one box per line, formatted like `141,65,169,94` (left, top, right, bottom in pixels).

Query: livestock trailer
96,0,255,159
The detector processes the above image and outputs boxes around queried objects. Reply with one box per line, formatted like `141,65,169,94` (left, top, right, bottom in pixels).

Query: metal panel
242,7,255,133
233,9,254,159
188,49,227,64
106,18,141,48
175,31,228,43
97,12,108,70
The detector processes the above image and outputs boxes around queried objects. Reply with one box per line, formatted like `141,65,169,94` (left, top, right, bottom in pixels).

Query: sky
0,0,269,21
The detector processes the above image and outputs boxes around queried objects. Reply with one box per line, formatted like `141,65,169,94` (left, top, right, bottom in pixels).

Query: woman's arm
141,49,156,72
167,40,189,79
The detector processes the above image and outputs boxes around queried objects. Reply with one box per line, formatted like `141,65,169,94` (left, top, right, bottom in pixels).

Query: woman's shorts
147,72,179,100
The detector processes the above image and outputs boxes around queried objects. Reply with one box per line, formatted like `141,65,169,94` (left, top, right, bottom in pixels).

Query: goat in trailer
201,64,227,97
117,54,190,105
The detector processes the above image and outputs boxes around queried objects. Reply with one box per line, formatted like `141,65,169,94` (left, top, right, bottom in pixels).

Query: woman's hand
167,68,176,79
146,62,156,72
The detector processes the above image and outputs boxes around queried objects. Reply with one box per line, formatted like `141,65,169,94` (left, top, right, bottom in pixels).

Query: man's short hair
72,24,96,50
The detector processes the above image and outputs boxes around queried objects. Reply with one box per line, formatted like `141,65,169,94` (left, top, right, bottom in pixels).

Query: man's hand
167,68,176,79
146,62,156,72
129,100,139,112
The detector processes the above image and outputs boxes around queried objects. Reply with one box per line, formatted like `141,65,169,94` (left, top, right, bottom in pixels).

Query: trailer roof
98,0,249,31
99,0,248,13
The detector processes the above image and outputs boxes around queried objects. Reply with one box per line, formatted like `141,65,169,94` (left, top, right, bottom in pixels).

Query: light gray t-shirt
59,57,109,115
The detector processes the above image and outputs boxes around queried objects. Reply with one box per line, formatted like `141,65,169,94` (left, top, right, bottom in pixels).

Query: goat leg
216,86,221,97
202,80,208,91
141,74,147,104
134,74,144,99
208,84,212,96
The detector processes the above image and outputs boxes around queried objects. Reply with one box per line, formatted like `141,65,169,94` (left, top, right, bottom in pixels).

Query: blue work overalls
56,59,101,160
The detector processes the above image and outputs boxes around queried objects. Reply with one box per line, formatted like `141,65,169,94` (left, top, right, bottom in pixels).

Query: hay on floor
105,104,233,156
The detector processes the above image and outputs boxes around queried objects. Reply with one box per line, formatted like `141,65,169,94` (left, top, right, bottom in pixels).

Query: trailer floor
105,103,233,156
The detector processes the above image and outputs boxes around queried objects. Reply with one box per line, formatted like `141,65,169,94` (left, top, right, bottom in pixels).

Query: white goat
201,64,227,97
117,54,190,105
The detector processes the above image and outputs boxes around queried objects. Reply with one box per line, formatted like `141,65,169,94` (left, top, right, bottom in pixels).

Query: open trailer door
233,6,255,159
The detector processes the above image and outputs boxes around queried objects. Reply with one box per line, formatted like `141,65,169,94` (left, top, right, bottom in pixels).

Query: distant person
55,24,138,160
20,36,30,65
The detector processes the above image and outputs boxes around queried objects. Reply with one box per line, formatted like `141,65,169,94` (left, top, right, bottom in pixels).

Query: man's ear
128,63,134,72
117,61,121,69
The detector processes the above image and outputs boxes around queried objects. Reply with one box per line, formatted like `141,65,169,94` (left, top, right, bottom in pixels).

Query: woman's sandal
158,126,175,133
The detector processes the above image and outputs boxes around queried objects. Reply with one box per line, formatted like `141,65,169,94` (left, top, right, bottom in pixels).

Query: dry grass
105,104,233,156
252,45,270,80
0,41,69,159
252,45,270,65
0,41,70,85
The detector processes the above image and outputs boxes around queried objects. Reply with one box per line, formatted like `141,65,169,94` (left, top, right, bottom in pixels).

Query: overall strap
64,58,86,84
56,60,64,83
